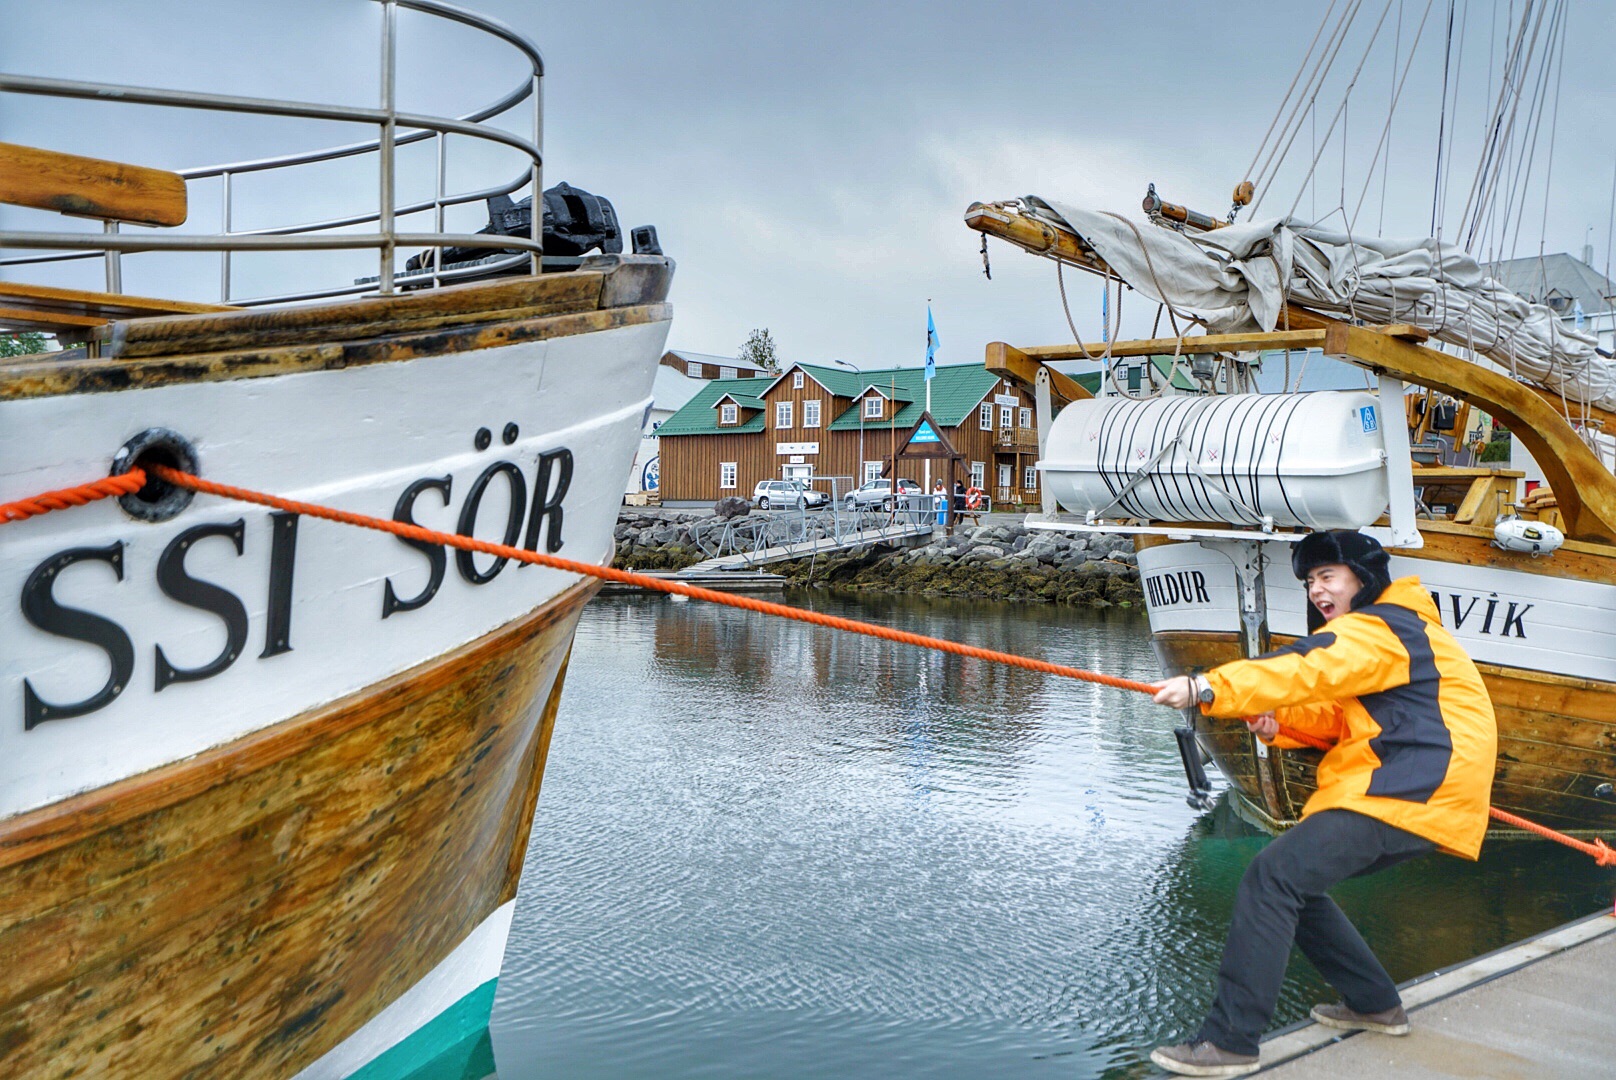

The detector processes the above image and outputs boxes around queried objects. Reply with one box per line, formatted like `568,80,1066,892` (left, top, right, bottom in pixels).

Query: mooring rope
5,464,1614,867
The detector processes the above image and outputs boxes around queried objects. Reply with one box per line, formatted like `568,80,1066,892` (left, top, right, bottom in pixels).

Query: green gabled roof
824,362,1001,431
656,376,768,435
659,361,1007,437
1071,355,1198,395
715,391,765,410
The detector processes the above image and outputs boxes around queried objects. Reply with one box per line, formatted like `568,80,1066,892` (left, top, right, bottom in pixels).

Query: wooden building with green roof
656,360,1051,507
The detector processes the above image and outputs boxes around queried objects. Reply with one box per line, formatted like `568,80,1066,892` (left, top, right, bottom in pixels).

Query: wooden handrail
0,142,187,227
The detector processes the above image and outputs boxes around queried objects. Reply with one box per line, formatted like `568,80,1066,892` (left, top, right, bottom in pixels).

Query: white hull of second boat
1137,540,1616,683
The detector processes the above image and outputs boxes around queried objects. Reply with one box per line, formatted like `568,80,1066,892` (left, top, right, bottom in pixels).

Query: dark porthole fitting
503,422,519,445
111,428,199,523
474,427,492,451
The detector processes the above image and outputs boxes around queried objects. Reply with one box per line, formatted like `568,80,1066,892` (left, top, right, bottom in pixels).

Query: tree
0,332,49,358
737,328,780,374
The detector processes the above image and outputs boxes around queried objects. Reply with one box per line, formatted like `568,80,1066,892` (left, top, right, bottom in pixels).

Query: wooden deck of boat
1246,912,1616,1077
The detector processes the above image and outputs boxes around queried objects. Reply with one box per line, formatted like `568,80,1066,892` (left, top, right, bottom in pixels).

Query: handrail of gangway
0,0,547,302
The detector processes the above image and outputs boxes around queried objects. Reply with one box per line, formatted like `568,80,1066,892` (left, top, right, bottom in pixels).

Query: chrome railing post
530,71,542,274
378,0,398,294
433,132,446,289
219,171,232,302
103,222,121,292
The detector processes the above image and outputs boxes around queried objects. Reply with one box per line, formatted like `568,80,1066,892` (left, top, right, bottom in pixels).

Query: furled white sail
1029,198,1616,412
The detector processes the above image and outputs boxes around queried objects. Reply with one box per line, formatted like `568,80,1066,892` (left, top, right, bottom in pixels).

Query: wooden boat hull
0,263,673,1077
1138,526,1616,838
0,574,592,1079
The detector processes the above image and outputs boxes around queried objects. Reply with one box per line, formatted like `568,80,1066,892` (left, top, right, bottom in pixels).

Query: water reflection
488,592,1612,1079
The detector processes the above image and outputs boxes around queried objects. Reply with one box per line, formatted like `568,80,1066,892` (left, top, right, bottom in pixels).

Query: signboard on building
910,421,940,444
994,394,1019,406
776,441,820,455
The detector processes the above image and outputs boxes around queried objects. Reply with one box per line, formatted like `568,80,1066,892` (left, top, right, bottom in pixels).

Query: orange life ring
966,487,984,510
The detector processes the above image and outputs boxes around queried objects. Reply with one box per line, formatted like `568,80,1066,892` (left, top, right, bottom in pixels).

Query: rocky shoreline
612,511,1143,607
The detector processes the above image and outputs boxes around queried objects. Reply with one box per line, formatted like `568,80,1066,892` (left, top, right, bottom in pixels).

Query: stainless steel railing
0,0,543,304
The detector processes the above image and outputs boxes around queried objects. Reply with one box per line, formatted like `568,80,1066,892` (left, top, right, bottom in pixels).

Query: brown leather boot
1310,1001,1411,1035
1148,1041,1261,1077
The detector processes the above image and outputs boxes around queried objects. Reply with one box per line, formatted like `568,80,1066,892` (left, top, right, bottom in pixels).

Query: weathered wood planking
0,302,671,402
0,142,188,227
0,575,596,1079
1154,630,1616,837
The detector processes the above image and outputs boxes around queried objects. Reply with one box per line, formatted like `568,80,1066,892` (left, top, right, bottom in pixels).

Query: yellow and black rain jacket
1201,577,1497,859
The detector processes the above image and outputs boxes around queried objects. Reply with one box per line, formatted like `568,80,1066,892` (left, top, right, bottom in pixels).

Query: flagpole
924,300,934,494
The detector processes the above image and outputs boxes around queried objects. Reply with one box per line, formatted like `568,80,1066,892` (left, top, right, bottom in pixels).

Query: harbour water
487,592,1612,1078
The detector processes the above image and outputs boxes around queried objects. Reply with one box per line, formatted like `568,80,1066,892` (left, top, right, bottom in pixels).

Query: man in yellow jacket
1147,530,1497,1078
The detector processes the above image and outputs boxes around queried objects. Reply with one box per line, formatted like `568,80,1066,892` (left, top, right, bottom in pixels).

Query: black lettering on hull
154,519,249,691
383,476,452,618
20,543,134,729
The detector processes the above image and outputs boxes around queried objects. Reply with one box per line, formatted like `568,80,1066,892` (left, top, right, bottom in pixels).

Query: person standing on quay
1146,530,1497,1077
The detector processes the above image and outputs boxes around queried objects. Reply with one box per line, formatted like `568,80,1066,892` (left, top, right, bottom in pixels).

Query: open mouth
1315,600,1337,618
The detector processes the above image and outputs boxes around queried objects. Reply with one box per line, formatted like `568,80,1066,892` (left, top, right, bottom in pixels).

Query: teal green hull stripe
345,978,499,1080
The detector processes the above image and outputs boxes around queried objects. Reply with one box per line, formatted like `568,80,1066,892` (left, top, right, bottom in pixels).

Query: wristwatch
1192,675,1214,704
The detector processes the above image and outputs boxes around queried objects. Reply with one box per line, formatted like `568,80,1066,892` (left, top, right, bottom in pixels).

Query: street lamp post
831,358,864,490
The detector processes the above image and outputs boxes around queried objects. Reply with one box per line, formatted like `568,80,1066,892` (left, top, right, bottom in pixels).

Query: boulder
714,496,751,520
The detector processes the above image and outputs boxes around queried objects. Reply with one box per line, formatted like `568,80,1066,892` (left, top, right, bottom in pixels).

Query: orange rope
0,472,146,524
1271,717,1616,865
142,465,1159,696
6,465,1614,866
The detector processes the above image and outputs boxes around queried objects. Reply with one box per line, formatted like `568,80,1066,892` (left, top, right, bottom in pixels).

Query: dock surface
1252,912,1615,1077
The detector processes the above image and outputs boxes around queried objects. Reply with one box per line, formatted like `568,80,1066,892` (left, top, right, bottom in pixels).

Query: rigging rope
1241,0,1345,203
4,464,1613,866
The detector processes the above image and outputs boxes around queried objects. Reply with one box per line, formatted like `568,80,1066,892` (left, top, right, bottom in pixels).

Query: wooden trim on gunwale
0,301,671,402
1402,522,1616,583
0,574,598,1078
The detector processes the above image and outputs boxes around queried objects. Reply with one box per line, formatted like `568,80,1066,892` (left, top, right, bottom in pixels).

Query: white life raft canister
1039,392,1390,530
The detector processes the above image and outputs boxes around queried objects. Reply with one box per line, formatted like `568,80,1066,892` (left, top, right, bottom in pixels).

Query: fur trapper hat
1292,530,1391,629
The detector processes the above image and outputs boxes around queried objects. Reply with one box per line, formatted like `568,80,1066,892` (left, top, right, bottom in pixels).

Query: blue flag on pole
925,306,939,381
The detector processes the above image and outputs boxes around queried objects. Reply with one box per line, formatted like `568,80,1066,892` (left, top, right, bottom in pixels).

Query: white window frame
687,360,703,377
864,395,883,419
720,366,738,379
1020,407,1032,429
793,371,805,389
1000,404,1014,429
979,403,992,430
720,403,737,425
776,401,793,428
863,460,883,483
720,462,737,489
1023,465,1038,490
970,461,985,487
998,463,1013,488
803,400,821,428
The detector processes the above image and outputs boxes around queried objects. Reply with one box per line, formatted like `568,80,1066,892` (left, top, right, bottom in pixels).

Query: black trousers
1197,808,1435,1056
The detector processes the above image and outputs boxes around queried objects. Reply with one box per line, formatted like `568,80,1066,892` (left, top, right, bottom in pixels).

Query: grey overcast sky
3,1,1613,370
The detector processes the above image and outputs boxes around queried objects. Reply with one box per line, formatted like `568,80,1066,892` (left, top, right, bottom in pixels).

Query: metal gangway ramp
680,501,937,573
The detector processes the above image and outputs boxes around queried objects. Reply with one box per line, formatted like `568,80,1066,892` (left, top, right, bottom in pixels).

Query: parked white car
751,478,829,510
843,477,923,511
